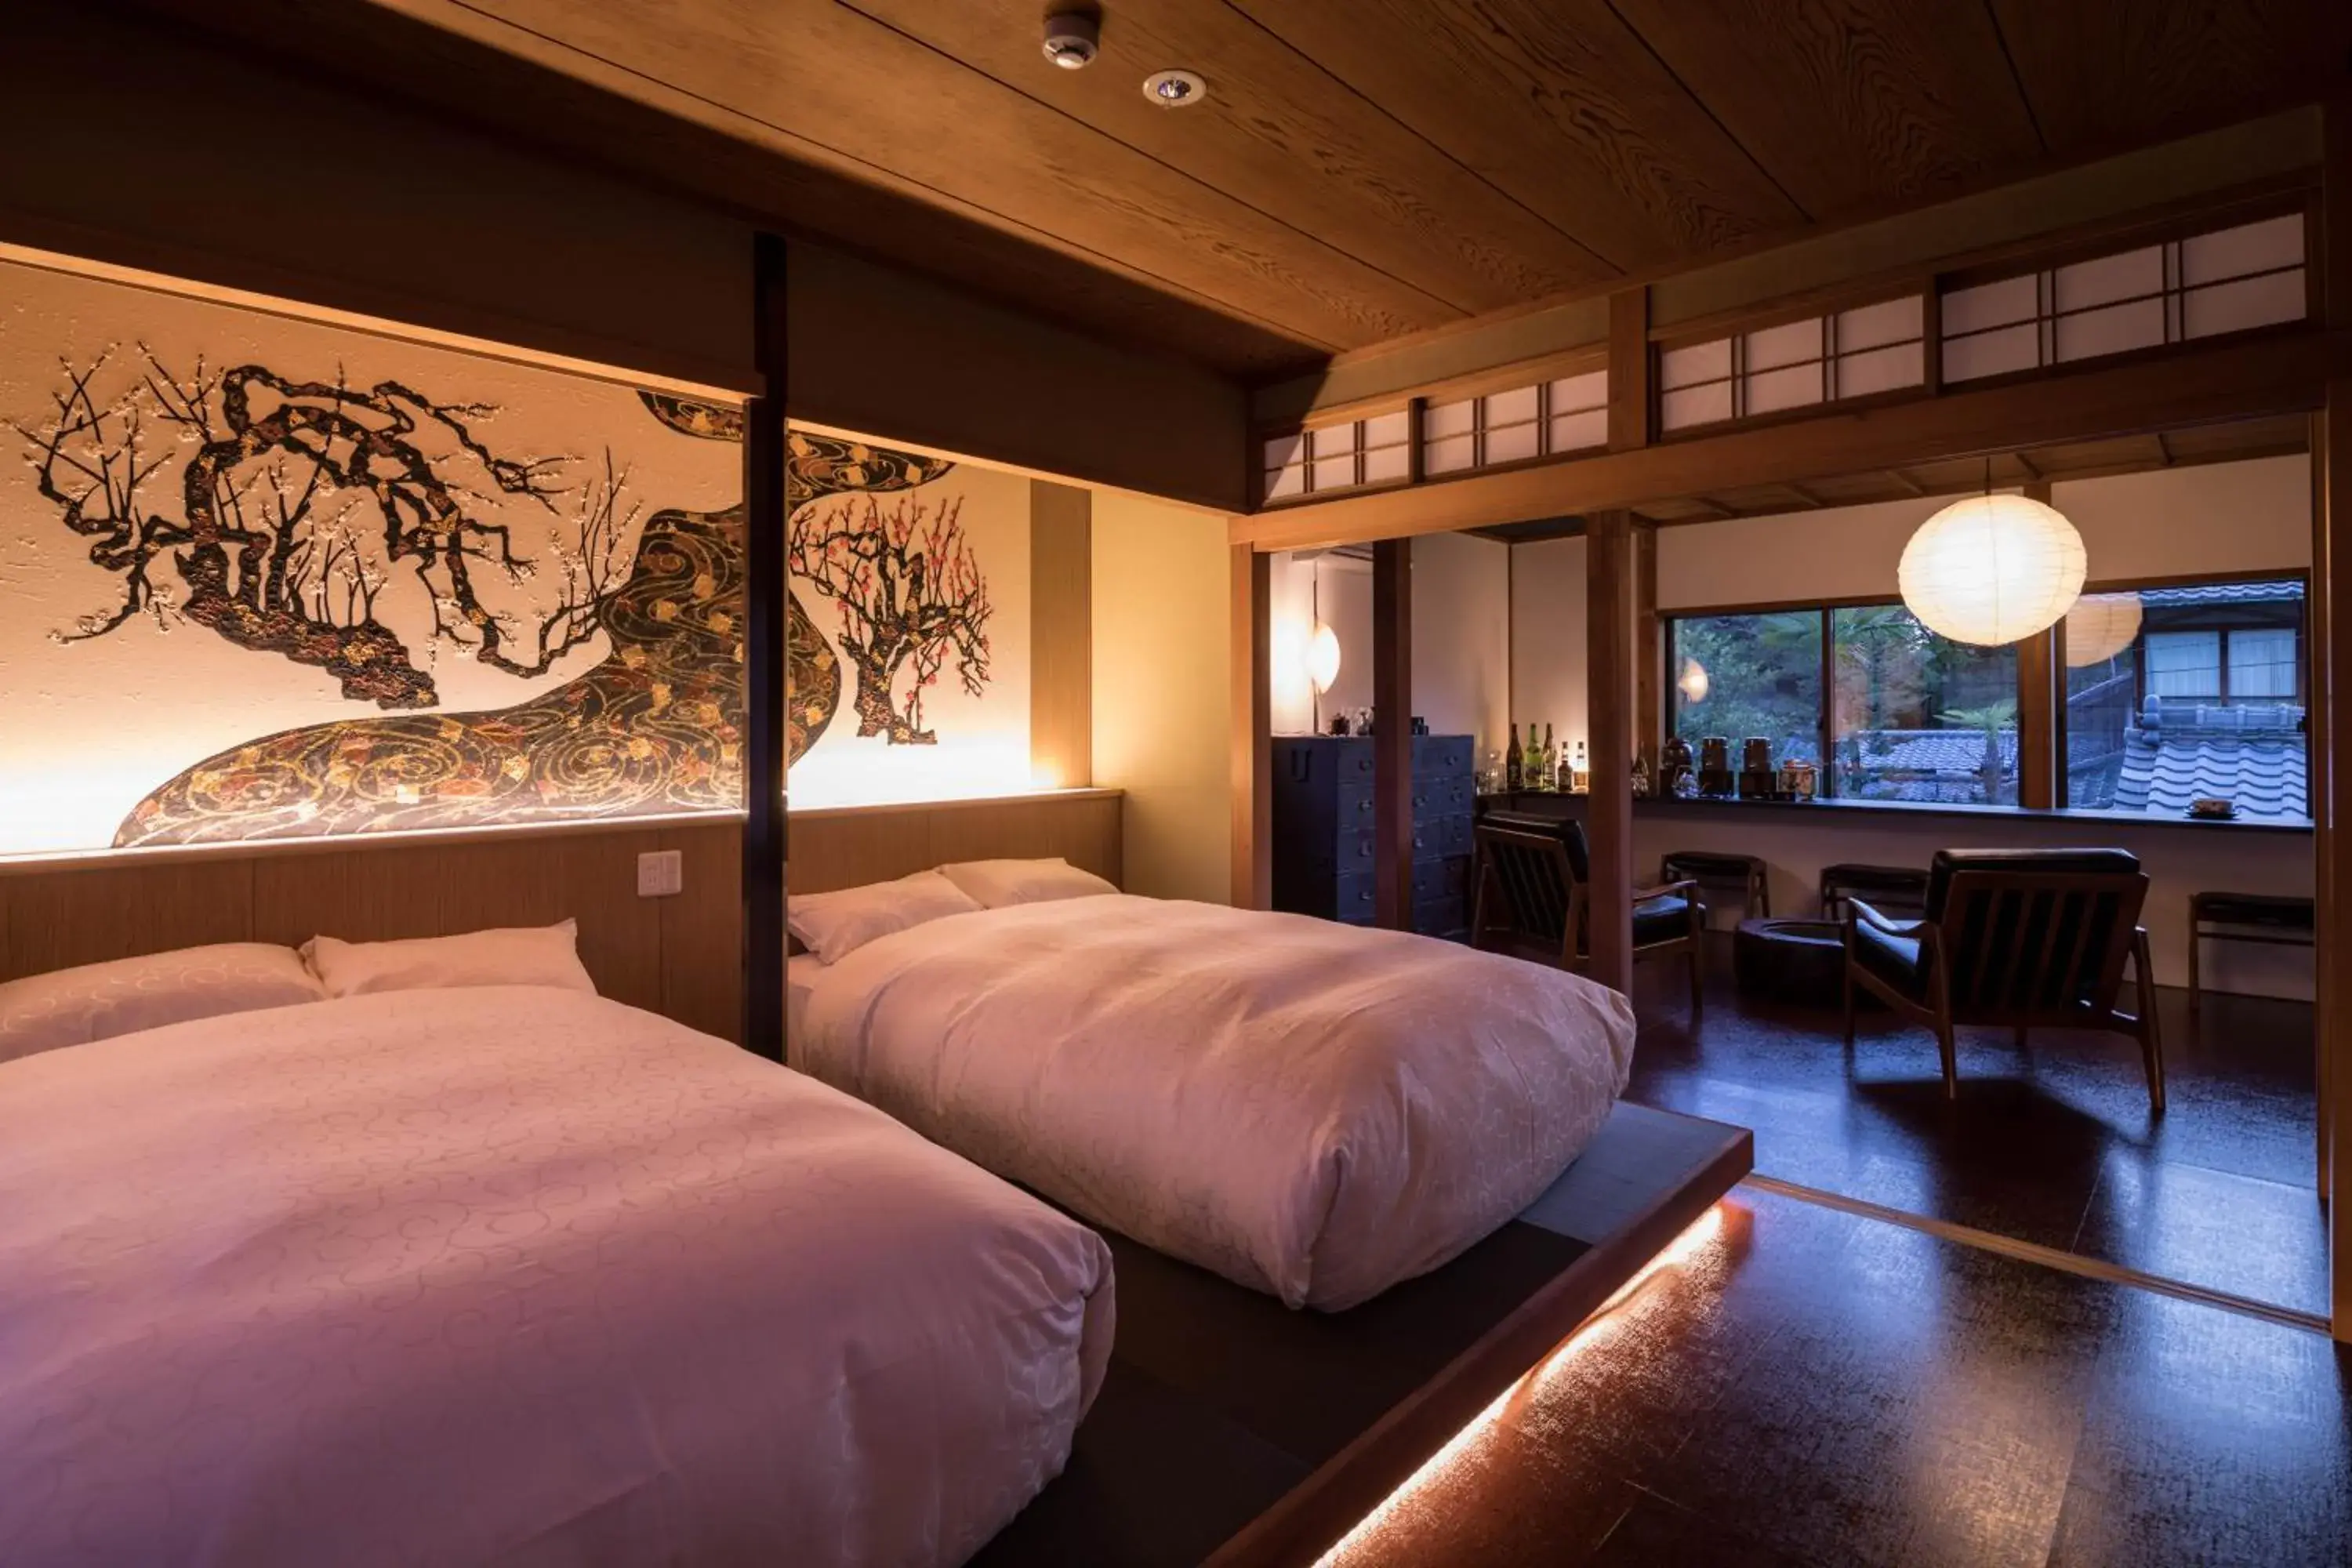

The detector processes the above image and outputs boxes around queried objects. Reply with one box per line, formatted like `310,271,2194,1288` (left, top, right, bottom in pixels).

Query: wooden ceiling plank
379,0,1458,349
1607,0,2045,219
1226,0,1803,272
841,0,1616,314
1988,1,2345,158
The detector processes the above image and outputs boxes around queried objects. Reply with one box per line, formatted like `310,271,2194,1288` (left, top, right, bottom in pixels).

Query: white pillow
938,857,1118,909
787,870,982,964
302,919,597,998
0,942,326,1064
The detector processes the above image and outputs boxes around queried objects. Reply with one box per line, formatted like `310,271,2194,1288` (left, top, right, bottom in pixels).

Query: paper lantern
1897,493,2085,646
1306,622,1342,694
2063,592,2143,667
1677,659,1710,702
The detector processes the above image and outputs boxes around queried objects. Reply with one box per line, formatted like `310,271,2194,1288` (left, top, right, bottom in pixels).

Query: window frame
2055,568,2310,817
1661,567,2311,825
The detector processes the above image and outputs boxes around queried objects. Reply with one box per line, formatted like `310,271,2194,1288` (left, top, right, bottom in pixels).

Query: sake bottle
1504,723,1523,791
1539,724,1555,790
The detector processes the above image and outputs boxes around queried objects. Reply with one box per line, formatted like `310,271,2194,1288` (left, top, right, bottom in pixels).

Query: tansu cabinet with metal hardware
1271,735,1475,938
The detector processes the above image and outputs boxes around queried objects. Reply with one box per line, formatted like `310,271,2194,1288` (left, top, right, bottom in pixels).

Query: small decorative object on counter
1570,739,1590,793
2187,796,2237,820
1780,758,1818,801
1330,713,1350,735
1660,735,1695,797
1697,737,1734,797
1674,768,1700,799
1737,737,1776,800
1632,753,1651,797
1411,715,1430,736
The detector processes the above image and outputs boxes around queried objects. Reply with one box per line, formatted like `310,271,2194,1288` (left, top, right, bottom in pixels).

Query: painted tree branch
15,348,637,708
786,494,992,744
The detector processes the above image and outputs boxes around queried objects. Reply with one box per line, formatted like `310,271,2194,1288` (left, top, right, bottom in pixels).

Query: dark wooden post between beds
742,231,789,1061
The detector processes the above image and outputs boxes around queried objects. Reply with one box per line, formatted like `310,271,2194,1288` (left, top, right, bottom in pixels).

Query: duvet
0,985,1113,1568
797,895,1635,1310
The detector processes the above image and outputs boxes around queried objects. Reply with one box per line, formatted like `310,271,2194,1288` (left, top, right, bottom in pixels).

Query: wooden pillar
2318,90,2350,1343
2017,479,2058,810
1374,538,1414,931
1028,480,1092,789
742,232,788,1062
1586,510,1637,992
1230,543,1271,910
1634,521,1661,774
1607,289,1651,454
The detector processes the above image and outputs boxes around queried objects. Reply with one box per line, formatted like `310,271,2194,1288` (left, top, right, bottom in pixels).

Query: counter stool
2187,891,2314,1013
1661,851,1770,921
1820,863,1929,920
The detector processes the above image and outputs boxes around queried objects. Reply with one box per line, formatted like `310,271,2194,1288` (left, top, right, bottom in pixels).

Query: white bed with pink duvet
791,867,1638,1313
0,972,1112,1567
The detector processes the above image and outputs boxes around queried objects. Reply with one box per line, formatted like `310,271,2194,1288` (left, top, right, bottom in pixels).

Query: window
1261,409,1411,501
1422,370,1608,476
1669,612,1824,774
1657,296,1926,434
1940,212,2307,383
1662,602,2016,809
2064,578,2307,820
1831,605,2019,806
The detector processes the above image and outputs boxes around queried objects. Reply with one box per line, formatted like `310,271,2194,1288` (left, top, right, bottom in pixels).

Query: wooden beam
1585,511,1636,993
1374,539,1414,931
1029,479,1092,789
1230,543,1271,910
1235,331,2341,550
1886,466,1928,496
743,232,788,1062
1608,288,1650,453
2013,449,2042,482
1634,521,1661,774
2016,484,2057,810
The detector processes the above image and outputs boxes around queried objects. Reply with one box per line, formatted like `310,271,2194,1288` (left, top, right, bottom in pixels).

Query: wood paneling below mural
0,816,747,1040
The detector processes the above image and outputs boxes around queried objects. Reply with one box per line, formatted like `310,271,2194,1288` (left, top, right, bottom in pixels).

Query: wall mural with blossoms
0,255,1035,851
0,258,744,853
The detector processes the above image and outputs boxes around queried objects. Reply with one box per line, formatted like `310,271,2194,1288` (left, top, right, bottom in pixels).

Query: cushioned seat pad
1850,917,1926,998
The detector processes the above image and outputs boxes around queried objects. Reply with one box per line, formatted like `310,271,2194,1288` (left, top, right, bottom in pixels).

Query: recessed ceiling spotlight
1042,12,1098,69
1143,68,1207,107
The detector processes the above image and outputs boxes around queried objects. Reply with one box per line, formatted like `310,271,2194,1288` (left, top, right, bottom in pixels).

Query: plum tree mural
786,491,992,745
16,347,636,709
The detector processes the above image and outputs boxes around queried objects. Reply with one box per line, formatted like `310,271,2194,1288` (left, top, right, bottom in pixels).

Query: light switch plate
637,849,684,898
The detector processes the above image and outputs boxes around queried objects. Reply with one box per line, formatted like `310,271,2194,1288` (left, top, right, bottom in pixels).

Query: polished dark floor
1621,943,2326,1316
1329,1187,2350,1568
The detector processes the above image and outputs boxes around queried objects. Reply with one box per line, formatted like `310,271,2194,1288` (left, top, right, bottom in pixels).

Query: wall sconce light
1677,659,1709,703
1307,621,1342,694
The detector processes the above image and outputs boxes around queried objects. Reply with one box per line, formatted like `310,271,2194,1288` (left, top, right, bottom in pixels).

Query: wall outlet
637,849,684,898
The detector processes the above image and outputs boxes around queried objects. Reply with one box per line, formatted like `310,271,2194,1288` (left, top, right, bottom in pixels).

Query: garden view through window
1667,578,2307,822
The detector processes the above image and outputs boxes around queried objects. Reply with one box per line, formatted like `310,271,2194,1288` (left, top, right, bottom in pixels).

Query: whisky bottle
1504,724,1523,791
1570,739,1590,793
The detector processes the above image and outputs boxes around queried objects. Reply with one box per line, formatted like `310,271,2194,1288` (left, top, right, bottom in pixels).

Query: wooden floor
1323,1184,2350,1568
1624,946,2325,1316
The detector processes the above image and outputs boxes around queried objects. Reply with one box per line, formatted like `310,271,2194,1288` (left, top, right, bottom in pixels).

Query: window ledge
1479,790,2313,835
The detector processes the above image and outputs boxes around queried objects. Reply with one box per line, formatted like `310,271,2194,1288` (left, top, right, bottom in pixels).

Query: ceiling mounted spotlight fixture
1041,12,1098,69
1143,68,1207,107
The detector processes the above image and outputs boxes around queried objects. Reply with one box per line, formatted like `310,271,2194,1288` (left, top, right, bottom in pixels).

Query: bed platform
973,1101,1751,1568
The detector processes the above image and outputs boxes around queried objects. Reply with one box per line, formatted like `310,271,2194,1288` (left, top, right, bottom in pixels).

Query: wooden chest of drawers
1270,734,1475,940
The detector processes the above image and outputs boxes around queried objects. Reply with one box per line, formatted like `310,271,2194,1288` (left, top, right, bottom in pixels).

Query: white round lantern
1897,492,2085,646
1306,622,1342,694
2063,592,2143,667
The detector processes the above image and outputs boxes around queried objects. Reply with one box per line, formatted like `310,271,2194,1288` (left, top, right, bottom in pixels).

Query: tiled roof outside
1838,728,2018,805
2136,580,2304,608
2111,702,2308,822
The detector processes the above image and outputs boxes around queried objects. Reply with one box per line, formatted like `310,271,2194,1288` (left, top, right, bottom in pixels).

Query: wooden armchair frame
1842,866,2164,1112
1469,818,1704,1008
